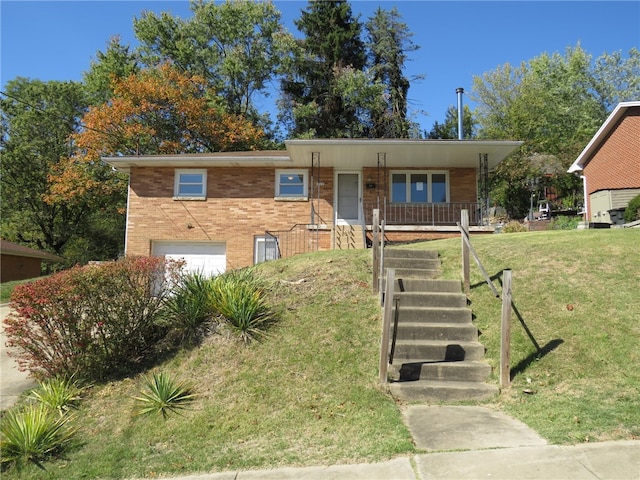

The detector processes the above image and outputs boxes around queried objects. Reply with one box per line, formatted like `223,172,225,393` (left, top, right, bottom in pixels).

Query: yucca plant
165,272,215,344
0,404,75,467
28,376,86,416
133,372,196,419
208,269,275,344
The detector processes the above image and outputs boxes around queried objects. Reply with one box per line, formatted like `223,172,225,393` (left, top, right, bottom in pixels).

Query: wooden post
379,268,395,384
461,209,470,294
372,209,380,293
500,269,512,388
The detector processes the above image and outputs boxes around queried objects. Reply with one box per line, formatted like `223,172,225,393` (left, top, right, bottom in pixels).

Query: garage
152,241,226,277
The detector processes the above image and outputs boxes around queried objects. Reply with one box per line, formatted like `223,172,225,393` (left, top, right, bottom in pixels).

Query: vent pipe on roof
456,87,464,140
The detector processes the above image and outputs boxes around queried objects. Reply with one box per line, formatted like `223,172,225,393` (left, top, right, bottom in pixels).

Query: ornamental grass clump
0,404,76,468
28,376,87,416
165,272,216,345
133,372,196,419
208,268,276,344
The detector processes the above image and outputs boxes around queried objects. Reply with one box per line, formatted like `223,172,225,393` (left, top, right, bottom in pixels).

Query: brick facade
580,106,640,221
125,165,480,269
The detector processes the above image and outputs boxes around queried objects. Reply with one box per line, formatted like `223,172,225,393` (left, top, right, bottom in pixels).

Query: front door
336,172,361,224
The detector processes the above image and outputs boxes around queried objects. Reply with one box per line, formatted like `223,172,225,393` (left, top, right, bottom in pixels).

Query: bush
164,272,216,345
4,256,182,381
624,194,640,223
208,268,275,344
548,216,581,230
0,404,75,468
501,220,528,233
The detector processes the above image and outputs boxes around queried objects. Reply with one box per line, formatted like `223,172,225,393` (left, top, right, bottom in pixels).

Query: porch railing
265,224,322,260
364,201,480,226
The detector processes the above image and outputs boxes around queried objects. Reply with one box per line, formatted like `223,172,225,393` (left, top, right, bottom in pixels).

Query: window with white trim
174,169,207,199
275,169,308,199
390,171,449,203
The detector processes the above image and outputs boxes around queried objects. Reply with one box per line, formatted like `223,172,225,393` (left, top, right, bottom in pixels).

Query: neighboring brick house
568,101,640,224
0,240,64,283
106,138,521,274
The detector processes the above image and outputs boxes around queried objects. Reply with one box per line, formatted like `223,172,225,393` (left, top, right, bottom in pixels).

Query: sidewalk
136,406,640,480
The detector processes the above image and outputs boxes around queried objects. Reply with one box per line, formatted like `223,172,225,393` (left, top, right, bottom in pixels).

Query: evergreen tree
280,0,366,138
365,7,418,138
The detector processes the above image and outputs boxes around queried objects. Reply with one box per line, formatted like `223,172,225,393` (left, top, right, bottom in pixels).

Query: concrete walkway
0,303,37,410
135,406,639,480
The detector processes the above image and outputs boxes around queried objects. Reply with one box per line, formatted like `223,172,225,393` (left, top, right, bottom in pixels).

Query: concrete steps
335,224,365,250
383,248,497,403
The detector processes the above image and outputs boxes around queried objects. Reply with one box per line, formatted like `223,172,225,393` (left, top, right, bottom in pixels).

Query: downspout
456,87,464,140
580,175,588,222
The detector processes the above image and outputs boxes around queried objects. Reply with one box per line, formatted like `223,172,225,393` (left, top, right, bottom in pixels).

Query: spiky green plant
133,372,196,419
28,376,86,416
0,404,75,467
208,268,275,344
165,272,216,344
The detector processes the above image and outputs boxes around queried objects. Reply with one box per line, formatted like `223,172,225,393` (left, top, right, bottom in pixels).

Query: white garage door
152,241,226,277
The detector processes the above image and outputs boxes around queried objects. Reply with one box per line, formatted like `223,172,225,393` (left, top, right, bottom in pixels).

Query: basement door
335,172,361,225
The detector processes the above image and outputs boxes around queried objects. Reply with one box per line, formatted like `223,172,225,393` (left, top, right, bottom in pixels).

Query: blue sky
1,1,639,130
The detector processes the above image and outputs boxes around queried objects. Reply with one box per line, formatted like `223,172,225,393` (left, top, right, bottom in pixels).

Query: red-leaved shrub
4,256,182,381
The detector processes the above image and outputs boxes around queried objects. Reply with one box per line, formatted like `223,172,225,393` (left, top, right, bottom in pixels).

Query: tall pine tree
366,7,418,138
280,1,366,138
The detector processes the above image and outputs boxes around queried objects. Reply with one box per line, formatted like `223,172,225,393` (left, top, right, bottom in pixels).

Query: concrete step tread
389,380,499,402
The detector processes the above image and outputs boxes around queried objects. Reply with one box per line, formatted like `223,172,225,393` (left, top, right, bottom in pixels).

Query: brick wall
127,165,481,269
583,107,640,218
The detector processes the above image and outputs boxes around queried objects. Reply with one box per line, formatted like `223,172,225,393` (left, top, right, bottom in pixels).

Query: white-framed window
174,169,207,199
390,171,449,203
275,169,308,199
254,236,279,264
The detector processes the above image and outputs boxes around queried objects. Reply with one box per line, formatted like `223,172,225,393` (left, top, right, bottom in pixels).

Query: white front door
335,172,361,224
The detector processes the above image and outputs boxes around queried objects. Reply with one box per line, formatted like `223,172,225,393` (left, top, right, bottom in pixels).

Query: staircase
334,224,365,250
383,248,498,402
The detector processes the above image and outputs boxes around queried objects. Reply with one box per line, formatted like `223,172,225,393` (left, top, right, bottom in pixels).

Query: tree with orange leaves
74,64,264,158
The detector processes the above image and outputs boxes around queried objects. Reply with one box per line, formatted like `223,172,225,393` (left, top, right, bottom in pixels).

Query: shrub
28,376,87,416
624,194,640,223
208,268,275,344
164,272,216,345
501,220,528,233
133,372,196,419
4,256,182,381
548,216,581,230
0,404,75,468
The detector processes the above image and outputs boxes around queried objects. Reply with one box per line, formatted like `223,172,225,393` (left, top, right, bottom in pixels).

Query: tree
365,7,418,138
426,105,476,139
72,64,264,160
0,78,123,261
83,36,139,106
279,0,366,138
470,44,630,218
133,0,294,125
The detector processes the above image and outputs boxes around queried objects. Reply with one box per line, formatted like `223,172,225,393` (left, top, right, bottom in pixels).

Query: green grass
2,229,638,478
1,277,48,304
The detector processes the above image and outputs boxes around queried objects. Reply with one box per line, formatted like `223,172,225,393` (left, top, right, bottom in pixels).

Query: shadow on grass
472,270,565,379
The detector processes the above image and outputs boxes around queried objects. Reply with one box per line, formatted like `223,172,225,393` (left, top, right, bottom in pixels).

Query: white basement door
152,241,226,277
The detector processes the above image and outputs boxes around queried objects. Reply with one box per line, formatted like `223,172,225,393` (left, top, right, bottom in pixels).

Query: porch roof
104,139,522,173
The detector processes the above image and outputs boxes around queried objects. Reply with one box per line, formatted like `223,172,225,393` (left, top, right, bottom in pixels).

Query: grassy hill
4,228,639,479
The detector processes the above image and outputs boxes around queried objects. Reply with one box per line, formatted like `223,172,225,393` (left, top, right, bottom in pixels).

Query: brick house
106,138,521,275
568,101,640,224
0,239,64,282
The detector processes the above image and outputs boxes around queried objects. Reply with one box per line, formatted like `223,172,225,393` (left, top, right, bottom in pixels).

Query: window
390,171,449,203
254,236,279,264
174,169,207,199
275,169,308,199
